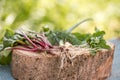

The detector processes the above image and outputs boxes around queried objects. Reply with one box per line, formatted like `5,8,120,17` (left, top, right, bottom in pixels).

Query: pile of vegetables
0,19,110,65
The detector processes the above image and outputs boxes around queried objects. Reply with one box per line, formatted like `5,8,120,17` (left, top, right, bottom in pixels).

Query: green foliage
0,28,54,65
87,28,110,49
46,27,110,56
0,45,12,65
3,29,25,49
86,28,110,55
72,33,90,44
0,29,24,65
46,31,80,45
0,27,111,65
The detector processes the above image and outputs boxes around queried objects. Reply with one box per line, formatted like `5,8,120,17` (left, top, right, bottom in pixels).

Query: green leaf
92,31,105,38
4,29,14,38
72,33,90,44
46,31,81,45
3,29,14,48
42,26,50,32
86,28,111,55
3,29,25,49
0,49,12,65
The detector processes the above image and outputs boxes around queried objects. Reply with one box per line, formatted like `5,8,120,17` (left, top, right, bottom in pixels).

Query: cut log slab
11,43,115,80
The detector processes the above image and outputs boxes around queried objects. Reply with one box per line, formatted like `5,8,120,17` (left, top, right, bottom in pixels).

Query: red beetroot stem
13,31,54,54
37,36,52,48
21,31,38,48
32,40,45,48
12,47,38,52
41,33,52,47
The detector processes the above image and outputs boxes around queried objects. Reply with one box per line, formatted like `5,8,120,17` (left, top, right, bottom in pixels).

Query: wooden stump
11,43,115,80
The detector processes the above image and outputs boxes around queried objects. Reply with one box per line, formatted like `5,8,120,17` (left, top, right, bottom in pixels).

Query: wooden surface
0,38,120,80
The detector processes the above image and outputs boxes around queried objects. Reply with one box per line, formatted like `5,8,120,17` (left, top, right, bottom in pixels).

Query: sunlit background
0,0,120,40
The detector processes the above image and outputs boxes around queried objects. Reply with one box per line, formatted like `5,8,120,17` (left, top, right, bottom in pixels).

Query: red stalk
11,47,38,52
32,40,45,48
21,31,38,48
37,35,52,48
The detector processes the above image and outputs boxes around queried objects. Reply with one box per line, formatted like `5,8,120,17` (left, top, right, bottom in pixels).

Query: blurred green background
0,0,120,40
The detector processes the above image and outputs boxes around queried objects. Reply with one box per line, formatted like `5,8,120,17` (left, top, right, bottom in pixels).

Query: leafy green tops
0,29,53,65
0,19,111,65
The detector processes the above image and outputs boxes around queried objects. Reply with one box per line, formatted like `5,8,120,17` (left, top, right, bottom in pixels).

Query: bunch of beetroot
12,30,53,52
